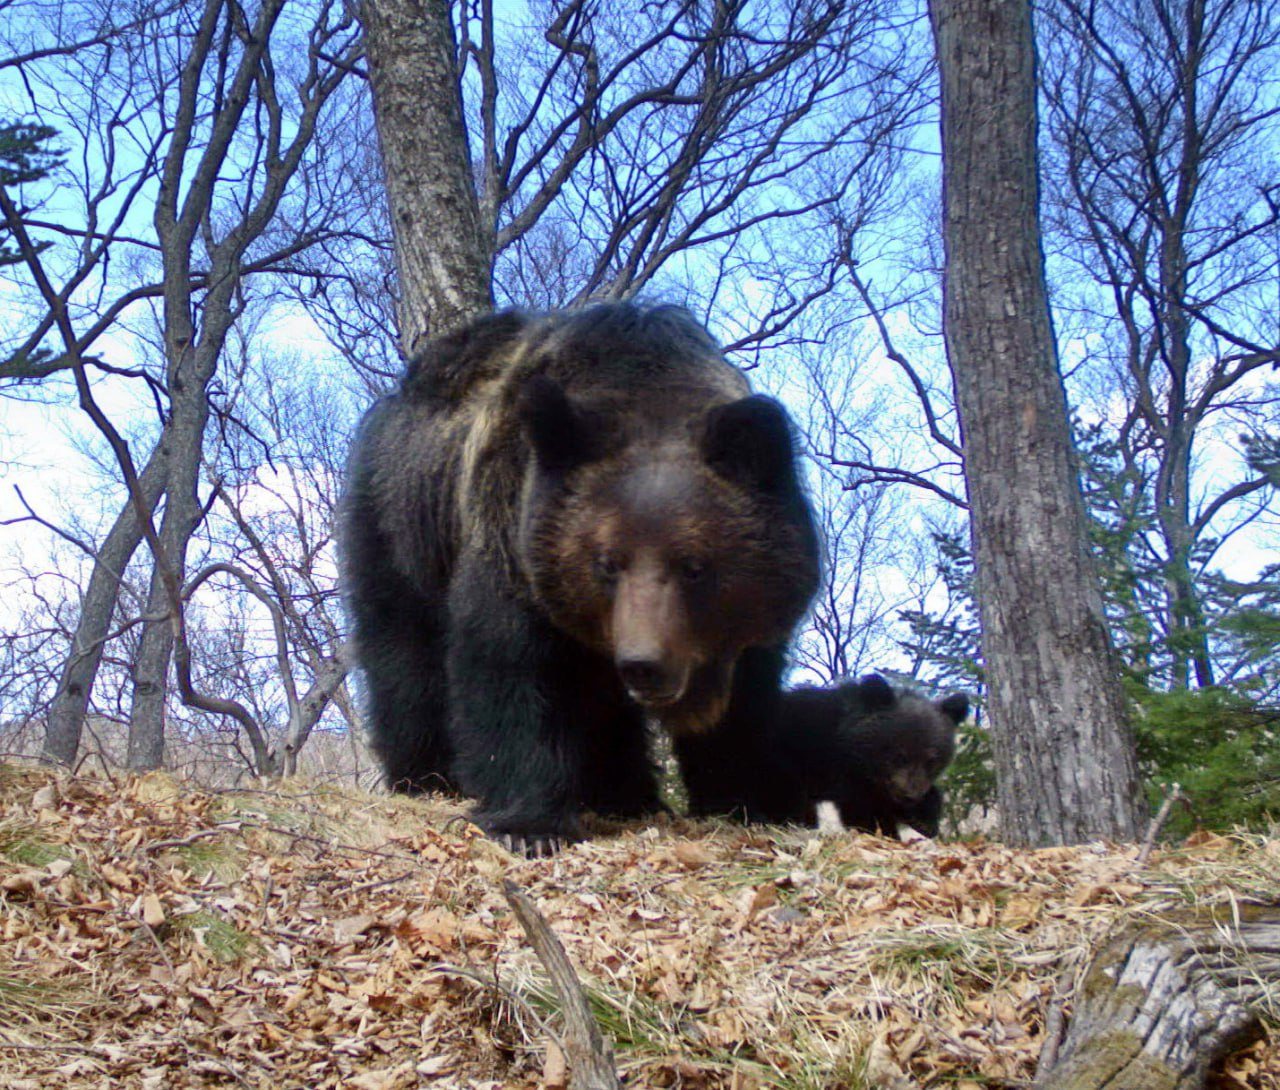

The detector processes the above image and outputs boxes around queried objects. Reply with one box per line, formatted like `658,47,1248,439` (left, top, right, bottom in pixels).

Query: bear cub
781,674,968,836
339,303,819,855
691,674,968,837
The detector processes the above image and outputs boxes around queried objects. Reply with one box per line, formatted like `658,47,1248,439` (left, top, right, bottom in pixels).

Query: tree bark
928,0,1145,845
42,453,166,766
126,388,211,770
281,647,351,777
359,0,493,351
1035,909,1279,1090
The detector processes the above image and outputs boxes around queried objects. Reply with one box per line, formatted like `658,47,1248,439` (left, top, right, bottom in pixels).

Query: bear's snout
888,765,933,803
617,657,687,706
610,552,697,707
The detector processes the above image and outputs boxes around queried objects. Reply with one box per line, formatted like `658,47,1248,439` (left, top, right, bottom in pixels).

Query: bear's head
857,684,967,805
518,375,819,732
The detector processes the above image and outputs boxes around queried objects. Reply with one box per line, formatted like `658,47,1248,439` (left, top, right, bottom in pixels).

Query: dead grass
0,967,93,1031
0,760,1276,1089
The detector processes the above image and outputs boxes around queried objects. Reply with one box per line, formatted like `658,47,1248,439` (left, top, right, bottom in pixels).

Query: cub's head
851,682,967,804
518,375,819,731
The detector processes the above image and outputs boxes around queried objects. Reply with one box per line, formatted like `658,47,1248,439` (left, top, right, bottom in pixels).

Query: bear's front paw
477,811,582,858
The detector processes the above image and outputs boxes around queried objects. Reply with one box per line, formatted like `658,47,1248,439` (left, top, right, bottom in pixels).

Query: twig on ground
503,879,623,1090
140,828,227,854
1137,783,1183,867
1034,966,1077,1080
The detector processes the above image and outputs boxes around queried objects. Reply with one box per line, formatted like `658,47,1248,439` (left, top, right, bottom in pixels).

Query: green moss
1044,1031,1175,1090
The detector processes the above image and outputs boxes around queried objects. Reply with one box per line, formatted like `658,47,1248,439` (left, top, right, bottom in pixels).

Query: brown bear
339,303,819,854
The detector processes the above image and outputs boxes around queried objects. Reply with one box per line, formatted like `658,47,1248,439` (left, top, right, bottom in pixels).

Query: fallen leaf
541,1038,568,1088
747,882,778,920
674,841,715,868
141,893,166,927
31,784,59,811
333,913,378,939
1,870,41,896
100,862,134,890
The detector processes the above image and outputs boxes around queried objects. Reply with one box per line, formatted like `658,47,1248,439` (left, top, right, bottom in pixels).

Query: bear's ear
856,673,897,711
939,693,970,725
518,374,604,472
701,395,799,494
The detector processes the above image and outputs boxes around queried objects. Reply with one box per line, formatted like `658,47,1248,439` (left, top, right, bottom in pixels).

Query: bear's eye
593,554,621,583
678,557,709,585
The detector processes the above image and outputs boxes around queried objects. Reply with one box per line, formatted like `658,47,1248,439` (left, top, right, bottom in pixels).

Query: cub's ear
701,395,799,494
518,374,605,472
403,309,529,402
939,693,970,725
856,673,897,711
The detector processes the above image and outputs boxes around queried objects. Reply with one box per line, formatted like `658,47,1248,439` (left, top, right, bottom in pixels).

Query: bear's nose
618,659,677,704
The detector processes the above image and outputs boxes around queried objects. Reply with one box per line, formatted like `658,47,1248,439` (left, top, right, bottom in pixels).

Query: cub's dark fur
686,673,967,836
340,303,819,853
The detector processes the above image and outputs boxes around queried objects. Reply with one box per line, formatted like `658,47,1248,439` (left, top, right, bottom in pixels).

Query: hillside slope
1,764,1276,1088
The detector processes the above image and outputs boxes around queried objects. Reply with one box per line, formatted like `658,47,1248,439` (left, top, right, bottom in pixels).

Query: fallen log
1034,906,1280,1090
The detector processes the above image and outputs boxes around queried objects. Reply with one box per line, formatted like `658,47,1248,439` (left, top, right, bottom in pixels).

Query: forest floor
0,761,1277,1089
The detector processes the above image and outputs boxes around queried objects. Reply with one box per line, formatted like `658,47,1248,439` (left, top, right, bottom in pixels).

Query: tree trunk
1035,909,1279,1090
928,0,1145,845
359,0,492,351
126,376,212,771
126,583,174,771
281,646,350,776
42,454,166,766
1159,453,1214,690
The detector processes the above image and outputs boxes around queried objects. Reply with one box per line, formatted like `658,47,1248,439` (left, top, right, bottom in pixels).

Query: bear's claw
496,832,569,858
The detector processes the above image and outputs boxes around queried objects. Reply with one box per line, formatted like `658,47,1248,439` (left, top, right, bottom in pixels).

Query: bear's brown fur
340,303,819,853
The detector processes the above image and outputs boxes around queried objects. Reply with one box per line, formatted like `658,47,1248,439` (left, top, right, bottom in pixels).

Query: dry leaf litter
0,762,1276,1089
